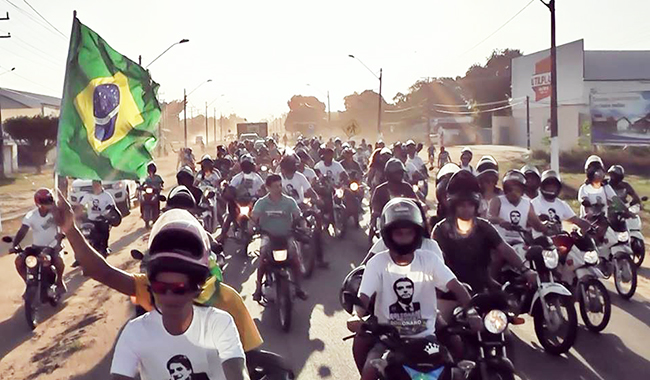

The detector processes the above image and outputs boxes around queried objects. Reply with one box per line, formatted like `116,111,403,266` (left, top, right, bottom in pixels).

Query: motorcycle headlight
261,165,268,172
412,184,419,192
272,250,288,262
25,256,38,268
618,231,629,243
484,309,508,334
629,204,641,214
145,188,154,194
584,250,599,265
240,206,250,216
335,188,345,198
542,249,559,269
114,182,124,189
350,182,359,192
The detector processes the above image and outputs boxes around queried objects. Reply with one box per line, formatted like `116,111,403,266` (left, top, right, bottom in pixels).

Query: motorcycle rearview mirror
131,249,144,260
342,291,363,308
581,199,591,207
642,196,648,202
159,195,167,202
211,241,223,254
2,236,13,243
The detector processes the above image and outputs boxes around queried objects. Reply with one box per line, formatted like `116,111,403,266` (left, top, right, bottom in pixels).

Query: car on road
239,133,260,142
69,179,138,215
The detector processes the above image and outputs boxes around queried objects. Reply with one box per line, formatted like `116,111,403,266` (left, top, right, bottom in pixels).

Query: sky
0,0,649,121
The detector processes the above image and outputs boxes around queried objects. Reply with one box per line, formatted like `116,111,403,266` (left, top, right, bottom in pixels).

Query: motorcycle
314,176,347,239
498,226,578,355
246,350,295,380
584,200,638,300
625,196,648,267
343,171,365,227
4,235,65,330
78,204,122,257
444,290,519,380
197,186,218,234
231,196,257,257
341,292,470,380
257,234,298,332
552,229,611,333
139,184,165,229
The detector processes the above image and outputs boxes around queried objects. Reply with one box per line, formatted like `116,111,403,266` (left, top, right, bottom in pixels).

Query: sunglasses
150,281,197,295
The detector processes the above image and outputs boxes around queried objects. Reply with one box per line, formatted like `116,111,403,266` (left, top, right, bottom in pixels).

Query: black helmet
521,164,540,179
166,185,197,210
446,169,481,209
147,162,158,173
503,169,526,192
384,158,406,182
608,164,624,185
540,170,562,200
280,153,299,172
339,265,365,315
176,166,194,183
379,198,425,255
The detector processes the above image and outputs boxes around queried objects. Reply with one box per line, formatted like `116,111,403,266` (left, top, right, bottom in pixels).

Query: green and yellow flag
57,16,160,180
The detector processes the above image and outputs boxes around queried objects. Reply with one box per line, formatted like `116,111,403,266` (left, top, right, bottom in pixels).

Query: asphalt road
0,151,649,379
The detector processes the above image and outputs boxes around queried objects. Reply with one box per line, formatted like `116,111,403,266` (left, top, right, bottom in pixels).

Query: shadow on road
609,290,650,327
637,265,650,280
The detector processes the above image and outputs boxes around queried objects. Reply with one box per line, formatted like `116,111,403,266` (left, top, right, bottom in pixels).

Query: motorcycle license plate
403,366,443,379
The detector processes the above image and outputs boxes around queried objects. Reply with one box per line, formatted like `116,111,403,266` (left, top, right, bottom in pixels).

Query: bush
532,146,650,176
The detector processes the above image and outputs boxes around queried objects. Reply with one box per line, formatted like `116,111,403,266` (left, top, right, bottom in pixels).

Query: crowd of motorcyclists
4,132,648,380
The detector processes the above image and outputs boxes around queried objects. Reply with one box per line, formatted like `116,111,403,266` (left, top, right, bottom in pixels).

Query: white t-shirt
195,170,221,188
314,160,346,185
531,195,576,224
358,249,456,337
460,164,475,175
22,208,58,247
230,172,264,197
80,192,116,221
369,237,444,262
281,172,312,203
300,167,317,182
578,183,616,217
407,155,426,171
111,306,244,380
494,195,531,244
405,161,420,181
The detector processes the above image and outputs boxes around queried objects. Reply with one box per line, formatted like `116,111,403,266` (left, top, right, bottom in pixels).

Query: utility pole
205,102,209,146
542,0,559,172
183,88,188,147
526,96,531,150
220,114,224,141
327,91,331,126
377,68,383,137
0,11,11,179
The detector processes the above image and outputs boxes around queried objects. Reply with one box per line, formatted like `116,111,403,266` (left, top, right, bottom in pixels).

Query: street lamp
348,54,383,137
184,79,212,147
143,38,189,68
306,84,331,125
0,67,15,76
205,94,225,146
540,0,559,172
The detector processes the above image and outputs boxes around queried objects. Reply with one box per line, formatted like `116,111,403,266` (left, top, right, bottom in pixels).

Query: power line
3,0,66,41
459,0,535,57
434,101,525,115
21,0,66,38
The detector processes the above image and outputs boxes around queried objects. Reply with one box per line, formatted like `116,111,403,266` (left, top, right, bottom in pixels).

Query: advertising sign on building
531,56,552,101
591,91,650,145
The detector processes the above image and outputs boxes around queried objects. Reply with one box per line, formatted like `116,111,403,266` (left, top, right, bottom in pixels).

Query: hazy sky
0,0,649,121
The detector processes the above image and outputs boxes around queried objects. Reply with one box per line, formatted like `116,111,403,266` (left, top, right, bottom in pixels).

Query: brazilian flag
57,16,161,180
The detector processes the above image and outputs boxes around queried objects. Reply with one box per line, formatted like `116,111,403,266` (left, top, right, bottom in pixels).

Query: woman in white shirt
578,155,619,218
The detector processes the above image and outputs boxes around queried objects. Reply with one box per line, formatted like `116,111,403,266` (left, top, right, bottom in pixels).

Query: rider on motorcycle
296,149,317,183
532,170,590,232
110,210,248,380
175,166,204,206
80,180,117,255
194,154,222,188
578,155,621,218
607,164,642,207
340,146,363,179
230,154,266,200
432,170,537,308
366,147,392,192
251,174,308,302
406,140,427,178
521,164,541,200
488,169,549,246
143,162,164,191
215,145,234,180
459,147,475,174
349,197,479,380
12,188,66,295
370,158,418,224
279,154,319,204
476,155,501,218
314,146,347,185
431,163,461,226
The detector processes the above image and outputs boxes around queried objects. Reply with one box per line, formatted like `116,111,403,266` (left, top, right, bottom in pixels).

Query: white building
495,39,650,151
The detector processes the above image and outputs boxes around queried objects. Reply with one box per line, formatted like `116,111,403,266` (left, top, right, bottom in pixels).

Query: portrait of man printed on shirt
388,277,424,335
166,355,210,380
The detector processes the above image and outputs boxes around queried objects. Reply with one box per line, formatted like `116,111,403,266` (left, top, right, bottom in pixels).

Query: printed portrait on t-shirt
285,183,298,200
388,277,425,335
92,198,101,213
547,208,560,224
509,210,521,225
166,355,210,380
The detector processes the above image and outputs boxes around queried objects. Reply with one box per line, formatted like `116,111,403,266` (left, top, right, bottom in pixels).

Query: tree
284,95,327,135
4,115,58,173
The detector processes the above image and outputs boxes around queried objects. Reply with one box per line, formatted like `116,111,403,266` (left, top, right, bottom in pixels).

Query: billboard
590,91,650,145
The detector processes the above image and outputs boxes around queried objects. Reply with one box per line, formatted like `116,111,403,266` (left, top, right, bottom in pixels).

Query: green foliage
532,146,650,176
4,115,58,172
284,95,327,134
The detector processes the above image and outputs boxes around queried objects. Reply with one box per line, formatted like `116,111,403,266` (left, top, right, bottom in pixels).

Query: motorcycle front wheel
332,206,347,239
614,255,637,300
578,278,611,333
277,277,292,332
23,285,38,330
246,350,295,380
631,237,645,268
298,242,315,279
533,293,578,355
